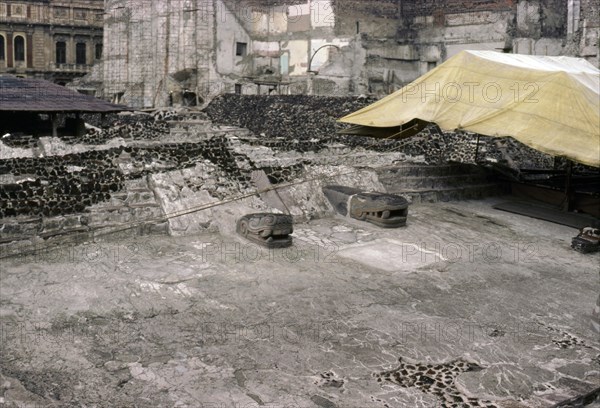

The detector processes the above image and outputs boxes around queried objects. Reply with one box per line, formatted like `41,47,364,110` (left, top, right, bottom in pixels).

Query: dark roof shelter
0,75,129,113
0,75,130,137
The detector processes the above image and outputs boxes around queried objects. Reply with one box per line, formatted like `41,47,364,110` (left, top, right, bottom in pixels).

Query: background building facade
0,0,103,84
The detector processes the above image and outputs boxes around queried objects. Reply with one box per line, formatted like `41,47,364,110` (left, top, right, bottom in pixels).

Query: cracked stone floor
0,199,598,408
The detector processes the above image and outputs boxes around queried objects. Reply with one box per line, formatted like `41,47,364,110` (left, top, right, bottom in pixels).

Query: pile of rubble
81,112,154,128
0,134,40,149
1,112,173,148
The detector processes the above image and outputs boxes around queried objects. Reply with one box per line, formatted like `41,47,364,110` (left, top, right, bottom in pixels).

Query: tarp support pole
562,160,574,212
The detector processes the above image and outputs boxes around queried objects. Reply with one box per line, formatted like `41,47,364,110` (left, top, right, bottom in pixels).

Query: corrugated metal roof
0,75,130,113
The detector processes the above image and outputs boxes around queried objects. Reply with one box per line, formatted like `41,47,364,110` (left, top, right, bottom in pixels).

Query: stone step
167,119,210,125
0,222,168,259
124,187,154,193
39,226,90,239
382,174,492,191
0,215,91,242
396,182,510,204
169,122,213,131
168,120,212,130
0,219,41,242
169,128,251,139
86,206,164,228
377,163,489,178
124,190,157,204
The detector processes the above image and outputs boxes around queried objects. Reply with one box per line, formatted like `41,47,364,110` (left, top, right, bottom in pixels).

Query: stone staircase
168,115,252,140
376,163,509,204
167,112,213,136
85,177,166,231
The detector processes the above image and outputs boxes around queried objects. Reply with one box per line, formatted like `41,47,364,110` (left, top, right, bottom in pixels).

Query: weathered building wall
219,0,346,85
101,0,598,106
579,0,600,65
103,0,215,108
103,0,356,106
215,0,253,77
332,0,399,37
330,0,599,95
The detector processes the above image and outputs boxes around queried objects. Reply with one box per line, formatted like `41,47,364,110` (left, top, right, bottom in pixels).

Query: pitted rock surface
314,371,345,389
375,358,501,408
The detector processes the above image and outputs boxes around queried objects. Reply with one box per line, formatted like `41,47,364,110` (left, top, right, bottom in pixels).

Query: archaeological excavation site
0,1,599,407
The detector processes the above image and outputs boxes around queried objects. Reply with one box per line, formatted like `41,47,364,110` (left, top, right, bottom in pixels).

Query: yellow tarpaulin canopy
339,50,600,167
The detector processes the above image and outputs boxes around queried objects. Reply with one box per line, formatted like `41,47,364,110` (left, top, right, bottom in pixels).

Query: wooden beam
51,113,58,137
563,159,574,212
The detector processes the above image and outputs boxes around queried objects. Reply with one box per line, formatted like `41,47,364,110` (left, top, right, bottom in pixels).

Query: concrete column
68,35,74,64
75,112,85,136
307,72,315,95
87,39,91,65
26,33,33,68
6,33,13,68
567,0,581,35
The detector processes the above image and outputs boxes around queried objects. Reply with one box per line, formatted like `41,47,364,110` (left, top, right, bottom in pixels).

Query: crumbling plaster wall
316,0,521,95
233,0,347,79
336,0,598,96
209,0,358,95
215,0,253,77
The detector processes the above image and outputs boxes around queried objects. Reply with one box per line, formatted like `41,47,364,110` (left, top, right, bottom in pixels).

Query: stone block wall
400,0,515,19
331,0,399,37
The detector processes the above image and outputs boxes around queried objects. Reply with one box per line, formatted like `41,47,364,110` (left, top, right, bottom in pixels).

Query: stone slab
336,238,444,272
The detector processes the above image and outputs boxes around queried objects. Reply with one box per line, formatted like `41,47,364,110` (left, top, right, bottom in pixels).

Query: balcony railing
0,14,103,28
50,63,92,73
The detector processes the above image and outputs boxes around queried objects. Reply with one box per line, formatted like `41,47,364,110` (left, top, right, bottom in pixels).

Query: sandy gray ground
1,198,599,408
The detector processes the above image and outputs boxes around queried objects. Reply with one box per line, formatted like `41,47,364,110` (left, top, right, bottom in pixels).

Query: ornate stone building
0,0,103,84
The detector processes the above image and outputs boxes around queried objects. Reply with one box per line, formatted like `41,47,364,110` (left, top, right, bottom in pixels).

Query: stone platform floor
0,199,598,408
